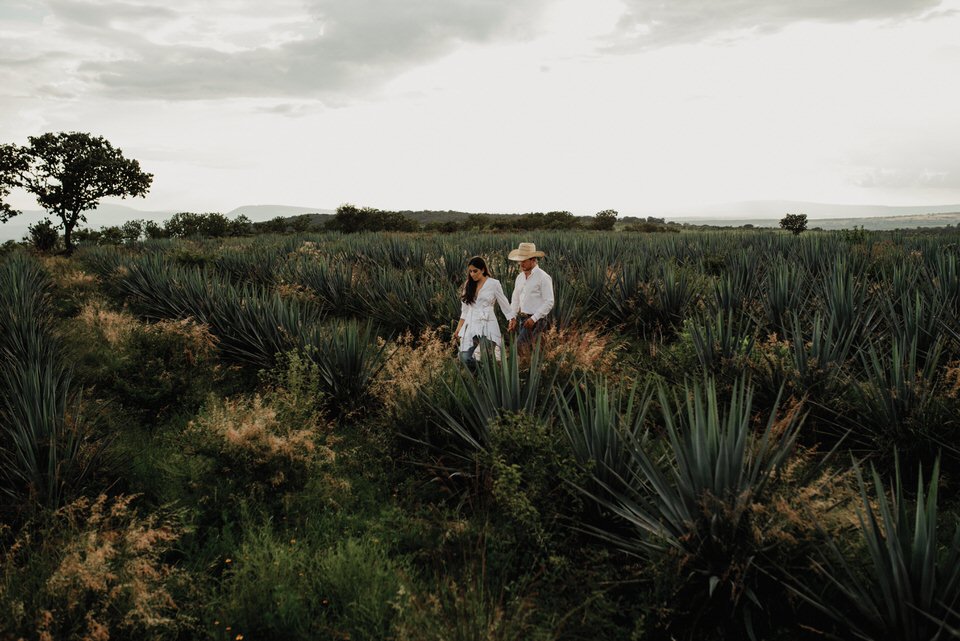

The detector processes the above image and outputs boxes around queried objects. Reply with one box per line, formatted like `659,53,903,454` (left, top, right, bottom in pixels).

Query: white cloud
606,0,946,50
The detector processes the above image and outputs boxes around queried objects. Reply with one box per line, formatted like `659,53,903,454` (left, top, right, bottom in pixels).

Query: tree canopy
0,132,153,251
779,213,808,236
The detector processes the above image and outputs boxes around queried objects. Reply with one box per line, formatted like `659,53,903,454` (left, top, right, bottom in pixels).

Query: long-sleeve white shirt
458,278,515,352
510,266,554,322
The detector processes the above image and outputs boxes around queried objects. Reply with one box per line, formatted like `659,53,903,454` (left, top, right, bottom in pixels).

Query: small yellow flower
225,558,233,564
236,635,244,640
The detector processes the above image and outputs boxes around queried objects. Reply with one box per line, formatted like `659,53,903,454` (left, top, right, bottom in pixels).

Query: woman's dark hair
461,256,490,304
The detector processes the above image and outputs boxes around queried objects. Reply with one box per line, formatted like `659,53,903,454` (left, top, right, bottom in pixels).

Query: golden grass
371,328,453,412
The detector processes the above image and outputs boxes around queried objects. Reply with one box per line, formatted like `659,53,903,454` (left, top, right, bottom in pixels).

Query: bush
0,494,196,640
111,318,219,420
27,218,59,252
484,412,586,552
216,529,403,641
183,394,334,505
780,213,808,235
64,302,219,421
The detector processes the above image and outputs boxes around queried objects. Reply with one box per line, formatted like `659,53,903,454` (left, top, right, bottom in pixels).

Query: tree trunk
62,211,75,254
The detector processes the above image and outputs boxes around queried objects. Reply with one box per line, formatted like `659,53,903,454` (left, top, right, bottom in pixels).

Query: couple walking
453,242,555,367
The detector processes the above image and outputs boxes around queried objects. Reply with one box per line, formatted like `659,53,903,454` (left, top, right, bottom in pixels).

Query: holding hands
507,317,535,332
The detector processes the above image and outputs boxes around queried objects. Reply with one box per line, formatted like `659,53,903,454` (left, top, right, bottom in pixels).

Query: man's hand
508,319,517,332
523,317,536,330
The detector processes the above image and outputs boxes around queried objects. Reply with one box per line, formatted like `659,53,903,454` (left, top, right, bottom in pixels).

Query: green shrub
484,412,585,552
183,394,334,507
216,529,403,641
394,572,548,641
112,318,220,420
27,218,60,252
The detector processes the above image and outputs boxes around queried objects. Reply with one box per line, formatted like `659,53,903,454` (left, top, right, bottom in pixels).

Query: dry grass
186,395,332,490
537,324,620,377
371,328,453,412
2,494,192,641
75,300,217,362
76,301,141,346
945,360,960,398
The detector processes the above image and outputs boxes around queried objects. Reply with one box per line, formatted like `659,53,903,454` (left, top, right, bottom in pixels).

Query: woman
454,256,515,368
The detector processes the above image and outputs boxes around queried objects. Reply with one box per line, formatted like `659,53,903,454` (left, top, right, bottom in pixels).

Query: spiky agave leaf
792,458,960,641
555,375,652,495
303,318,389,417
574,377,806,638
428,341,561,458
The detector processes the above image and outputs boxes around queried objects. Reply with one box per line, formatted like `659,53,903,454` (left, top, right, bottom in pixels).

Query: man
506,242,554,345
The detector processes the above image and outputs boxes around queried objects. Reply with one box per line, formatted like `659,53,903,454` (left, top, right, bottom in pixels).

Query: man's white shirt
510,265,555,322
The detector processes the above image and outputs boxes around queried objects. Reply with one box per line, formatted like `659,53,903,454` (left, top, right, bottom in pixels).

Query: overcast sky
2,0,960,217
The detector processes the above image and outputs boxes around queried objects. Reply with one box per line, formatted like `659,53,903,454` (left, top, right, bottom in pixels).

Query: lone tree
593,208,618,231
779,213,808,236
0,132,153,251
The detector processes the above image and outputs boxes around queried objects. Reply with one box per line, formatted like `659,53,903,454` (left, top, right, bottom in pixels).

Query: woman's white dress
458,278,515,354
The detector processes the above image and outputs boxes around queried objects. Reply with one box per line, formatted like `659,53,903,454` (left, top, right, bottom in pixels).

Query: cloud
606,0,947,49
30,0,551,101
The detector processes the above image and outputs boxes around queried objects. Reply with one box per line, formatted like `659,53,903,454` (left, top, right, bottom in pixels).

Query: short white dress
458,278,515,355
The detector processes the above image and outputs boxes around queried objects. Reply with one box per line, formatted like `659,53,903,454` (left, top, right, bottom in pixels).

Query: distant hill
661,200,960,220
227,205,335,219
0,204,175,242
669,212,960,230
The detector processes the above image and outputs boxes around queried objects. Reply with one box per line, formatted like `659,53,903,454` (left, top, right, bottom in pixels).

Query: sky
2,0,960,219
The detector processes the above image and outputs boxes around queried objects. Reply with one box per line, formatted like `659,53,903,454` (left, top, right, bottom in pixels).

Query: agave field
2,228,960,640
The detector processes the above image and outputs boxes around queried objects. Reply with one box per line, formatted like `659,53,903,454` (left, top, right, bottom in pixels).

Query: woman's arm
494,281,515,320
454,301,467,339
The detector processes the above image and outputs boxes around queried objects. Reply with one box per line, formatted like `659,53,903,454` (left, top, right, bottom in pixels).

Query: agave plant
793,459,960,641
214,242,285,285
653,263,697,329
844,334,947,463
687,310,757,376
0,252,98,509
205,282,325,369
579,377,806,637
555,376,652,495
360,266,459,335
817,256,878,347
780,311,859,395
284,255,365,316
0,346,93,509
303,319,389,417
761,260,809,331
428,342,561,457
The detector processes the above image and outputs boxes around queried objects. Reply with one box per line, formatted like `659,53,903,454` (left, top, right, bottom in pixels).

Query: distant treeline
60,205,680,245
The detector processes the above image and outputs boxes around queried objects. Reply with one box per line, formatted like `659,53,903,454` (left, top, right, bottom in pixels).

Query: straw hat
508,242,546,261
